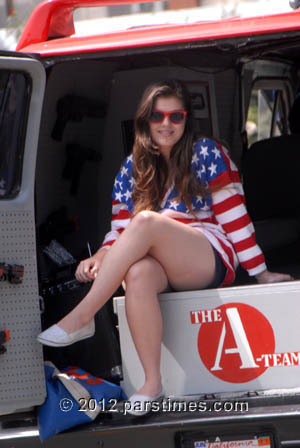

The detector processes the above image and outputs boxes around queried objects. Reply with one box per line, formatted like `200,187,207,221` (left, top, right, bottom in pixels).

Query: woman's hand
75,249,108,283
255,269,294,284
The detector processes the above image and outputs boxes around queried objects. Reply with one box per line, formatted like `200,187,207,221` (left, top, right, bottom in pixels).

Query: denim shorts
207,246,227,289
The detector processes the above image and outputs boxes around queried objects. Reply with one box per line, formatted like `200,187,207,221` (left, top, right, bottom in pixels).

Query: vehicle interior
3,28,300,381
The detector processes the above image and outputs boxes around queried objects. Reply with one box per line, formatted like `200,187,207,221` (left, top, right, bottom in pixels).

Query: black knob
290,0,300,10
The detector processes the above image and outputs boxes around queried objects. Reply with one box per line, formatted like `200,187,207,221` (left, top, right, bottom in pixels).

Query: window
246,81,290,147
185,81,213,137
0,71,30,198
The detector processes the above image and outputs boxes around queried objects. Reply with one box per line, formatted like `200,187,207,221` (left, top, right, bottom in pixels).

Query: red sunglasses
149,109,187,124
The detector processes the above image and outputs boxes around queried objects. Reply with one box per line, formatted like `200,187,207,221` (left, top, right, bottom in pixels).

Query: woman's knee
130,210,160,233
125,258,155,289
125,257,167,294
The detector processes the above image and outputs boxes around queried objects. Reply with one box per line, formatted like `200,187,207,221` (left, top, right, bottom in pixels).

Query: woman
38,79,292,415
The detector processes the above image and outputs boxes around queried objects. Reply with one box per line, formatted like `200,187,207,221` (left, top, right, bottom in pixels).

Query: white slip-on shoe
125,392,164,416
37,319,95,347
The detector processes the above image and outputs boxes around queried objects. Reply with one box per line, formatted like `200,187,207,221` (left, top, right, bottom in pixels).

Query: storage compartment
114,281,300,398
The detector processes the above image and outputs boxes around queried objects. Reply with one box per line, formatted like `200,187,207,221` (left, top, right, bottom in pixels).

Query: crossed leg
123,256,169,397
57,211,217,395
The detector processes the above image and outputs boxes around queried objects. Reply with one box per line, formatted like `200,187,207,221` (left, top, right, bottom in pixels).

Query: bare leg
58,211,215,333
124,256,169,397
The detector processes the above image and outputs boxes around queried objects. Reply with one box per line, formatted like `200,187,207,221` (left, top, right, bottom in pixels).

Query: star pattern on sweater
212,147,221,159
200,145,209,159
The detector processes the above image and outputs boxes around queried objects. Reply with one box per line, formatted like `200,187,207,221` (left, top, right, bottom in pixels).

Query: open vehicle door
0,54,46,414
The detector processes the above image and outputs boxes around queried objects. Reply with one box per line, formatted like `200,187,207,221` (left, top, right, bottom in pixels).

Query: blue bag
38,362,127,441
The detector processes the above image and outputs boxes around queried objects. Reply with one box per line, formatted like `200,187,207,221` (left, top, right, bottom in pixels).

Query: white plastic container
114,281,300,398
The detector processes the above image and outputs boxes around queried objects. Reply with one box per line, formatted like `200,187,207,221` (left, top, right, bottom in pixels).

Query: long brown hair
132,79,208,215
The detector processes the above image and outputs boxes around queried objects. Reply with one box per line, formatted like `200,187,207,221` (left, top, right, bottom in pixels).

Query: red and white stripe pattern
206,142,266,284
100,200,131,248
100,139,266,286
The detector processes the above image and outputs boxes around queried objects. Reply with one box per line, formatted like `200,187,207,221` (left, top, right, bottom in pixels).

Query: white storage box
114,281,300,398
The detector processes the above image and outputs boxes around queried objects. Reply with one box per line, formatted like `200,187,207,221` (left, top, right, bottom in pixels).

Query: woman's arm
75,196,132,283
197,140,292,282
100,199,132,250
207,142,266,276
75,248,108,283
100,155,134,251
76,156,134,283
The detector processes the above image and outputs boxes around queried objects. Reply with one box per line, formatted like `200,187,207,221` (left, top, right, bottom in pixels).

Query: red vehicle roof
17,0,300,57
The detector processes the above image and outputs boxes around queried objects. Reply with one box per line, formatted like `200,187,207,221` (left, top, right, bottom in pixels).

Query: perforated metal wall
0,210,46,413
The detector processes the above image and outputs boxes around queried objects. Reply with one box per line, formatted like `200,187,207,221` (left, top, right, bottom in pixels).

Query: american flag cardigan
100,138,266,286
